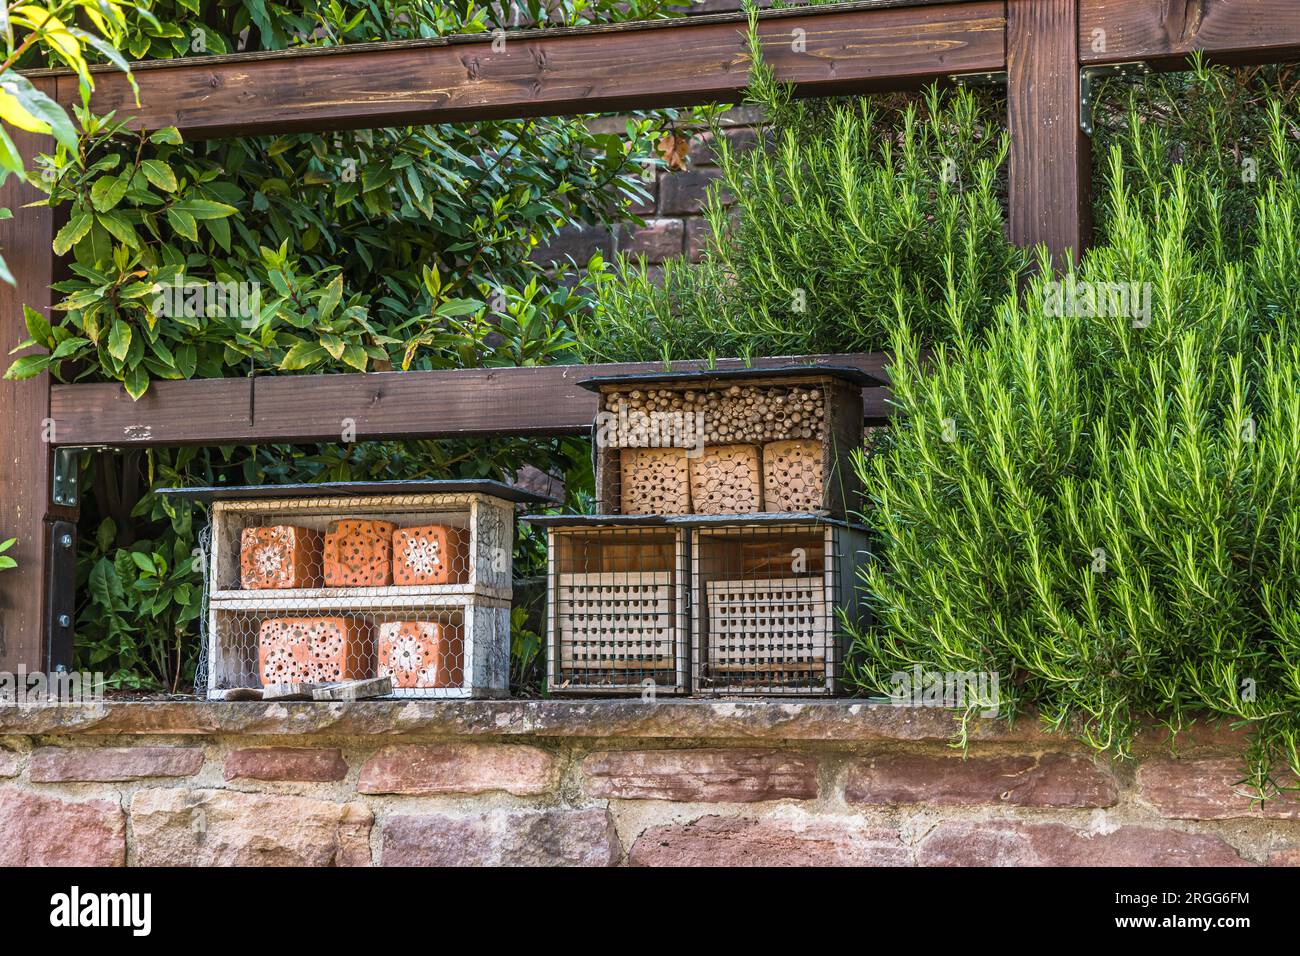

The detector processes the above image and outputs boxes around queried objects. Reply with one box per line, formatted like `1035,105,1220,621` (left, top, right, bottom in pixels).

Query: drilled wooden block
762,440,825,513
377,620,464,689
239,526,323,589
257,616,370,686
323,519,397,587
689,444,762,515
620,447,690,515
392,525,467,585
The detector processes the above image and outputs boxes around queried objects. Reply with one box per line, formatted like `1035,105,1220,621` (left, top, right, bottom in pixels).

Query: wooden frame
3,0,1300,672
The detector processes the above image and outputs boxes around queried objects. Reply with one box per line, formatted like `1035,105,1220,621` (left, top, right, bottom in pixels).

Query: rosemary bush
575,18,1024,362
852,66,1300,793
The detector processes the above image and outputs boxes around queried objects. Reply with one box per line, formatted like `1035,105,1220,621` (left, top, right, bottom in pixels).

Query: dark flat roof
523,512,869,532
157,479,556,505
576,364,888,392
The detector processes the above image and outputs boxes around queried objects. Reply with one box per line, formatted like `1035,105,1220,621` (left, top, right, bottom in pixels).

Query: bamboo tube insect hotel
584,366,883,517
162,480,552,700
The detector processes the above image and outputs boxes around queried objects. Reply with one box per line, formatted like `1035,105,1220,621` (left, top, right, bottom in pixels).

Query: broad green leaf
23,305,50,343
0,73,77,151
165,207,197,241
3,353,49,379
91,175,129,212
53,211,93,255
140,159,178,192
107,319,132,362
280,341,326,371
172,198,237,220
123,363,149,400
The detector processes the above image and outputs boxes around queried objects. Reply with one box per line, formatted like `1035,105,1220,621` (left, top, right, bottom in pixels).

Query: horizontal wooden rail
34,1,1006,136
48,354,894,447
1080,0,1300,69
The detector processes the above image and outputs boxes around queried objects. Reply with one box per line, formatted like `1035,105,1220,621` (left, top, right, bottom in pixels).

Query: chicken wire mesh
178,486,526,699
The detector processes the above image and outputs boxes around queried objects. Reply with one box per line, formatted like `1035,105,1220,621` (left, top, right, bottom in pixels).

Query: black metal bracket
52,444,117,507
1080,62,1151,136
950,70,1006,88
45,519,77,672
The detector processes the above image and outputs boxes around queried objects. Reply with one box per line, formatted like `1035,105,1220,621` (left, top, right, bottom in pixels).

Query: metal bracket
45,519,77,672
951,70,1007,89
52,445,117,507
1080,62,1151,136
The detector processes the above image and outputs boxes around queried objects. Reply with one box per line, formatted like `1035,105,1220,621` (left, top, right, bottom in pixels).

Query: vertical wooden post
0,112,70,674
1007,0,1090,268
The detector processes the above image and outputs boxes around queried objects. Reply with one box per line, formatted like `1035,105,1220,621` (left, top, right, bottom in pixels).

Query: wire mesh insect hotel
531,364,882,697
527,515,689,696
163,481,551,700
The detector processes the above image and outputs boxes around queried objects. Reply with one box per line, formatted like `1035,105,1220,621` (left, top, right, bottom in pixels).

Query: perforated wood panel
557,572,675,673
688,444,762,515
619,447,691,515
705,577,828,673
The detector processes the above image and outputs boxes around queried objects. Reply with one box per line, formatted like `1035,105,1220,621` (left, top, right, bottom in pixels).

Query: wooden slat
1008,0,1089,267
49,354,894,447
1081,0,1300,68
0,114,74,672
42,2,1006,137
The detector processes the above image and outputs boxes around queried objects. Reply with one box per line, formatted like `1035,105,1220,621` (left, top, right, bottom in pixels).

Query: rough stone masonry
0,700,1298,866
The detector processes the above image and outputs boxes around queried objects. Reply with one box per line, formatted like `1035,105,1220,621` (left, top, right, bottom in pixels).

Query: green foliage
850,65,1300,794
0,0,145,283
0,536,15,570
5,0,691,689
575,12,1025,363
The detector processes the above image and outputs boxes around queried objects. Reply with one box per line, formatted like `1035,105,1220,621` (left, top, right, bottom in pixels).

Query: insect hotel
163,480,550,700
531,365,882,697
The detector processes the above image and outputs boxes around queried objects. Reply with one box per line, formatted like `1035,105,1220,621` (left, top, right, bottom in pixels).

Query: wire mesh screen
546,525,688,695
593,374,862,517
691,521,867,697
203,493,513,699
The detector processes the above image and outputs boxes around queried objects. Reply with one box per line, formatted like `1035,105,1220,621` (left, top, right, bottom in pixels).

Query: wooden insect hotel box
162,480,551,700
585,365,884,518
689,515,870,697
526,515,689,696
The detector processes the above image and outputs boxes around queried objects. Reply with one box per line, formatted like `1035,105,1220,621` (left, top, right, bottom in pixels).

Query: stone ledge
0,699,1245,750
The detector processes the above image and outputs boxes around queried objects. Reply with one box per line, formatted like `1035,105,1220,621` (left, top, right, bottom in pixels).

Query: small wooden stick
311,676,393,701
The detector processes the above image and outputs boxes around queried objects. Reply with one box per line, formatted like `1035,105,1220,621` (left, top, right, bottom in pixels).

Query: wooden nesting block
620,447,690,515
377,620,464,689
689,444,762,515
763,439,825,512
392,525,467,585
258,616,370,686
323,519,397,587
240,525,323,589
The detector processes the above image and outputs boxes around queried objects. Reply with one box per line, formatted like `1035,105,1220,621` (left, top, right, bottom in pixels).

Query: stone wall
1,700,1298,866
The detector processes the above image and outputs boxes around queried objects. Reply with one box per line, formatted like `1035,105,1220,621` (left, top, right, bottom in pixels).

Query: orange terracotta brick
240,525,323,590
392,525,467,586
377,620,464,689
258,617,372,686
323,519,397,587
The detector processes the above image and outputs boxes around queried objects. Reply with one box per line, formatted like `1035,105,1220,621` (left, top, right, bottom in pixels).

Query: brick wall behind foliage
1,701,1298,866
532,106,762,274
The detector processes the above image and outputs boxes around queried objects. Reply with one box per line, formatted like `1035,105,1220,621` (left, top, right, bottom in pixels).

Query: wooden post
0,115,72,674
1007,0,1090,268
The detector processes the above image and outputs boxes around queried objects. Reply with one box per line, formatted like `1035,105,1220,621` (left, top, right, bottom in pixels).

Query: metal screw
59,533,73,548
57,614,71,628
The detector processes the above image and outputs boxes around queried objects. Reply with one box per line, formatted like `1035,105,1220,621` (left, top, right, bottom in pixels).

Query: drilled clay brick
323,519,396,587
258,616,371,686
240,525,323,589
377,620,463,689
620,447,691,515
689,444,762,515
392,525,466,586
762,439,824,512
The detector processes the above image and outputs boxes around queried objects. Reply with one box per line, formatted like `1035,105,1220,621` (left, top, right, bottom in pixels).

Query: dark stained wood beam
0,112,77,673
38,1,1006,137
1081,0,1300,68
1007,0,1089,267
48,354,894,448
